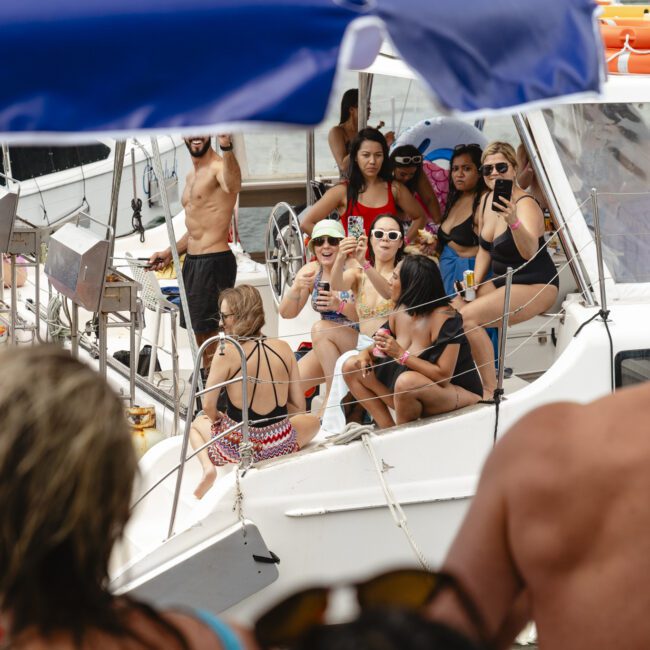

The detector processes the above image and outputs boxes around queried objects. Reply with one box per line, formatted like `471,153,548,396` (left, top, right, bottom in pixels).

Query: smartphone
454,280,465,297
317,281,330,292
492,179,513,211
347,215,365,239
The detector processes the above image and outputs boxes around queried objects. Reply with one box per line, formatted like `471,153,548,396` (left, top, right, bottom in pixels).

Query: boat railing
130,332,251,540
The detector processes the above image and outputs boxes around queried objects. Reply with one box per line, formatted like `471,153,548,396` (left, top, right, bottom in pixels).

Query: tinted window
615,350,650,388
0,143,110,183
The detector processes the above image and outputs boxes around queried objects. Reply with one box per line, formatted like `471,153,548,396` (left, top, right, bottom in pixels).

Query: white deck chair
125,252,179,383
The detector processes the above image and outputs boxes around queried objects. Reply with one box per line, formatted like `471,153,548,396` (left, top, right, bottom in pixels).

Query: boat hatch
113,520,278,615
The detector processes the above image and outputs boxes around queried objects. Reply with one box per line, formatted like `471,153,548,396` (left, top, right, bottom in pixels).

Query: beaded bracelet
509,218,522,230
362,261,372,271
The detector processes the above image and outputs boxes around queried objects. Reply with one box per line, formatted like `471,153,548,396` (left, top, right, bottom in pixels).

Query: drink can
463,269,476,301
372,327,390,358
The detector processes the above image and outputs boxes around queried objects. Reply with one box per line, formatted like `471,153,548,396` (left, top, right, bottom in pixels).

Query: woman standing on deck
302,128,427,243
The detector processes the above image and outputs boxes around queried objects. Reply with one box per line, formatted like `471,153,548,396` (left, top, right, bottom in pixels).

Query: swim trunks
180,250,237,332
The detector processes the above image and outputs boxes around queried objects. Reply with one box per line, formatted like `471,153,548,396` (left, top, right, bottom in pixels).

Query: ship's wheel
265,202,306,307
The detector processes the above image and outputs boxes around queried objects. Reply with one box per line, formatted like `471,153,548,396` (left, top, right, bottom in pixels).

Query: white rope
361,432,431,571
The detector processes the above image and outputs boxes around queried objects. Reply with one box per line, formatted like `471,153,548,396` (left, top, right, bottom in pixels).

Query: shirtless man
426,383,650,649
516,143,550,215
149,135,241,368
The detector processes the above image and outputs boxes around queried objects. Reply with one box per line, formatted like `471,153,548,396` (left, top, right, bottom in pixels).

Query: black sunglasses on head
311,236,341,247
454,143,482,150
393,154,423,165
479,162,509,176
253,568,489,649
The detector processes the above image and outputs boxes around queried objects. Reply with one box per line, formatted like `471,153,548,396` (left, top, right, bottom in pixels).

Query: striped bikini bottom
207,413,299,467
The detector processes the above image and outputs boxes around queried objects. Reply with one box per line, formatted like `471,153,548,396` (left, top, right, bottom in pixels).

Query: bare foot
194,467,217,499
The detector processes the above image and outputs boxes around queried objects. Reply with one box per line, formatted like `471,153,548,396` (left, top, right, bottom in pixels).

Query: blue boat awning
0,0,603,137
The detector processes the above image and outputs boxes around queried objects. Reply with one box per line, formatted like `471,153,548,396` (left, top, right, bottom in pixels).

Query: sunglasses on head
480,162,509,176
254,568,489,649
454,143,482,150
393,154,423,165
371,229,402,241
312,236,341,247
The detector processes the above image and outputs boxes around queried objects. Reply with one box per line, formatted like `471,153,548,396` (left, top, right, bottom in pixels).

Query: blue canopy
0,0,602,136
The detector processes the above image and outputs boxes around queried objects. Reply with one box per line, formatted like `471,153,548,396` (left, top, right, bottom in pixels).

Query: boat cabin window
0,143,111,183
615,350,650,388
542,103,650,283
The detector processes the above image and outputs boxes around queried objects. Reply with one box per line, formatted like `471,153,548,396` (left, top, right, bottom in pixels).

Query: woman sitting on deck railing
190,285,319,499
343,255,482,429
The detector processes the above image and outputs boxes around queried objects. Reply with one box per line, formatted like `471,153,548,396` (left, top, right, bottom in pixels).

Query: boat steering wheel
265,202,306,307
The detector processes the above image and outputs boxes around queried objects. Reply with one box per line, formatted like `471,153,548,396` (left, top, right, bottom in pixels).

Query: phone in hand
454,280,465,297
317,281,330,292
492,179,513,211
347,215,365,239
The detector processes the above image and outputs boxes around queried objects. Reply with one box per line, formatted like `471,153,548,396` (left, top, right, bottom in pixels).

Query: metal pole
71,302,79,357
9,255,17,345
0,145,12,304
107,141,126,262
496,268,514,393
590,188,608,314
306,130,316,207
171,309,180,437
358,73,372,131
167,333,250,539
513,114,596,307
149,138,200,371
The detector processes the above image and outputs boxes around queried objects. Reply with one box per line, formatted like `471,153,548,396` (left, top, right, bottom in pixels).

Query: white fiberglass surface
542,102,650,285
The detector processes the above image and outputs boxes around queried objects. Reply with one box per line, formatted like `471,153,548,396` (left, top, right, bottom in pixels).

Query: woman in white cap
279,219,359,403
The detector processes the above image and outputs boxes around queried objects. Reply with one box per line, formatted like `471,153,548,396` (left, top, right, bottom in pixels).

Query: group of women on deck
188,126,559,498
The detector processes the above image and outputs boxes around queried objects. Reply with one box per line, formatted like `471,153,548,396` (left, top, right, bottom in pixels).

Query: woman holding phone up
458,141,559,398
301,128,427,244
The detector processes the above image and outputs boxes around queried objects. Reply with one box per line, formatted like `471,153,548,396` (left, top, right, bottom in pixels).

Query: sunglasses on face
393,154,423,165
312,236,341,247
480,162,509,176
371,229,402,241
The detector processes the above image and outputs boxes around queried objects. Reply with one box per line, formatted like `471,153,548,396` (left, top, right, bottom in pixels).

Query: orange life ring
606,48,650,73
601,23,650,48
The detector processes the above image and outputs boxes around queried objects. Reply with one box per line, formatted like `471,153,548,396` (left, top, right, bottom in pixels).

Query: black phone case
492,179,513,209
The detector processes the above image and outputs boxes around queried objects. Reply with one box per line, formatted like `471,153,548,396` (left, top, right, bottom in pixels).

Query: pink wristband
404,236,411,246
362,261,372,271
397,350,410,366
336,299,347,314
509,218,522,230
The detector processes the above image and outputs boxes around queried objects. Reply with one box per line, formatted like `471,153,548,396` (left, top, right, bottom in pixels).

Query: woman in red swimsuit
302,128,427,243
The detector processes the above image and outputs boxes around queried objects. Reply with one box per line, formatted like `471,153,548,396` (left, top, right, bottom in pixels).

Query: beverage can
372,327,390,358
463,269,476,301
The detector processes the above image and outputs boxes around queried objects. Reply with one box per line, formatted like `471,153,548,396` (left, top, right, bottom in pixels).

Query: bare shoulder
162,610,253,649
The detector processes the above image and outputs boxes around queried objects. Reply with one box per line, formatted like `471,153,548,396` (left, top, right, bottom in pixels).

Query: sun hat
307,219,346,253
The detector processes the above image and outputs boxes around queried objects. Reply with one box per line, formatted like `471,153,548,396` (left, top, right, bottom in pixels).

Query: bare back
181,151,237,255
433,383,650,649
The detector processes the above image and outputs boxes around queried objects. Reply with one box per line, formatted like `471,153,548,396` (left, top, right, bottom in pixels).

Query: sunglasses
371,229,402,241
454,143,482,150
393,154,423,165
254,569,489,649
311,236,341,247
479,162,509,176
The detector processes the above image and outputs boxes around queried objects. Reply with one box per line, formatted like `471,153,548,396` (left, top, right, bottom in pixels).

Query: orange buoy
606,48,650,73
601,5,650,19
601,23,650,48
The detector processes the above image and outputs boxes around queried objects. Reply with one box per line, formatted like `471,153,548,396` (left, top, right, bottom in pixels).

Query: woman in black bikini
343,255,482,429
459,141,559,398
437,144,486,296
190,285,319,499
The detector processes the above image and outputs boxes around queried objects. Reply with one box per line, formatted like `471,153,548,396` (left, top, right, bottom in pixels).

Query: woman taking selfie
459,141,559,398
302,128,427,243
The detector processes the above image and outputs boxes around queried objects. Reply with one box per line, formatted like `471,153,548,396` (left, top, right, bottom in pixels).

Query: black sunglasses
311,236,341,247
371,229,402,241
393,154,423,165
454,143,482,150
480,162,509,176
254,568,489,649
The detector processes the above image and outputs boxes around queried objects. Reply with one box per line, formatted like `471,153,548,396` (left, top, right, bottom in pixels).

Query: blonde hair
219,284,265,338
481,141,518,171
0,345,137,638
